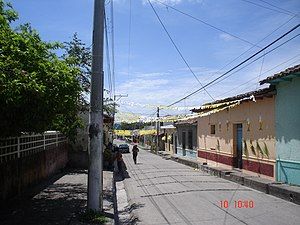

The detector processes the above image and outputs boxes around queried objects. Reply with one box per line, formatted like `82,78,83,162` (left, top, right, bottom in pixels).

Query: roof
191,87,276,113
175,115,198,126
260,64,300,85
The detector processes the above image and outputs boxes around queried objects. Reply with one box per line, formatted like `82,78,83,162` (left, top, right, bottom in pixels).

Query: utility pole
88,0,104,212
156,107,159,154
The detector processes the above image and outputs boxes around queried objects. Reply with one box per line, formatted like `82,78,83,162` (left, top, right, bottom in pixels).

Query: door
174,134,178,154
182,131,186,156
236,124,243,169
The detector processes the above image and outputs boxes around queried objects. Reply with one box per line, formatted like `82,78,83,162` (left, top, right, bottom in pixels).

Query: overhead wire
127,0,132,78
155,0,298,85
104,9,113,99
257,0,298,16
239,0,296,17
256,51,265,90
167,24,300,107
148,0,215,101
154,0,260,48
207,33,300,88
152,0,298,100
111,0,116,97
214,53,300,98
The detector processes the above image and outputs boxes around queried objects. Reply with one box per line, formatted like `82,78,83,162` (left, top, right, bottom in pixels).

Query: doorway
174,134,178,154
182,131,186,156
235,124,243,169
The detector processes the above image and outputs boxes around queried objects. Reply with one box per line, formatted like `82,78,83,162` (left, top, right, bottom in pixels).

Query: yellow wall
197,97,275,163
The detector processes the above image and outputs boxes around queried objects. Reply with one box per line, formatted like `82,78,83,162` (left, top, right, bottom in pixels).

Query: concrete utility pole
88,0,104,212
156,107,160,154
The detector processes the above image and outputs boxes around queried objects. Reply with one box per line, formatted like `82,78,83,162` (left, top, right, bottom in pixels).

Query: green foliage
64,34,117,116
0,1,82,138
79,209,108,224
63,33,91,107
117,121,152,130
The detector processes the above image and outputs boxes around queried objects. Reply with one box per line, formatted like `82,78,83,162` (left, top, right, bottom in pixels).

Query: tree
63,33,91,109
0,0,82,138
64,34,117,116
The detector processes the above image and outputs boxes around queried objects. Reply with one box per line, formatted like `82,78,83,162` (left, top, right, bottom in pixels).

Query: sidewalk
1,169,114,225
156,151,300,205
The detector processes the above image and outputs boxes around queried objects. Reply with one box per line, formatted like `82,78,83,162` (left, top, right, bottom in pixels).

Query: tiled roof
174,115,199,125
191,87,275,113
260,64,300,84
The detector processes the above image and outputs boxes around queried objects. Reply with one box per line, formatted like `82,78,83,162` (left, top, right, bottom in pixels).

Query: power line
214,53,300,98
167,24,300,107
200,15,297,84
256,50,265,90
154,0,297,92
208,33,299,88
127,0,132,78
154,0,260,48
148,0,215,101
104,10,113,98
257,0,298,16
111,0,116,96
239,0,296,17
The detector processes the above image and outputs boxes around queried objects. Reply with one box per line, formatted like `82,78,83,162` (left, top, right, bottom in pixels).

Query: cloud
219,33,235,42
118,77,169,90
143,0,183,5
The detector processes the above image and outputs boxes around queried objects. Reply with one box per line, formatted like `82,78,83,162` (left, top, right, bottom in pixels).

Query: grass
79,209,109,224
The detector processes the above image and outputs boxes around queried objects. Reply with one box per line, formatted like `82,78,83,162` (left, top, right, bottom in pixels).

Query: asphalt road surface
115,140,300,225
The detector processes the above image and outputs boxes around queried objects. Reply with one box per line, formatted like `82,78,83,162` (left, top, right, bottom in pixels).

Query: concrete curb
112,172,119,225
114,174,140,224
167,154,300,205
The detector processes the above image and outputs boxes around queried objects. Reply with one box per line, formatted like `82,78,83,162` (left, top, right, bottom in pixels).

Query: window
188,131,193,149
211,125,216,134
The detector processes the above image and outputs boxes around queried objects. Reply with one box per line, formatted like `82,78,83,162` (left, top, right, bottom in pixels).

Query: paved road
115,141,300,225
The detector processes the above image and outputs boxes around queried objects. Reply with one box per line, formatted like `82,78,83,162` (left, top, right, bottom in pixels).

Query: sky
9,0,300,122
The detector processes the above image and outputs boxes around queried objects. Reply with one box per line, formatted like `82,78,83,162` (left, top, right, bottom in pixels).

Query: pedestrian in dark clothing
115,150,124,177
132,145,139,164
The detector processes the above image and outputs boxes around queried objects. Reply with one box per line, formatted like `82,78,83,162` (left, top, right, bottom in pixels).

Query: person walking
132,145,139,164
115,149,124,178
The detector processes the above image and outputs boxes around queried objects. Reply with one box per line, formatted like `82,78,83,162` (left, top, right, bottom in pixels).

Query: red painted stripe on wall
198,150,274,177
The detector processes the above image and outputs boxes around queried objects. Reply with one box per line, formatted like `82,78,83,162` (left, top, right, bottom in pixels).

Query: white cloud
219,33,235,42
143,0,183,5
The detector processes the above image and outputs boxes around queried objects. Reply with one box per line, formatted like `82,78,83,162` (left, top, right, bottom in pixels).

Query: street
115,141,300,225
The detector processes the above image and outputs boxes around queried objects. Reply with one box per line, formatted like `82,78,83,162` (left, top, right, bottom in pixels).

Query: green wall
276,77,300,185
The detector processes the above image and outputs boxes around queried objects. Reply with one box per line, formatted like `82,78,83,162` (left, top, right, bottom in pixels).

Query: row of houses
161,65,300,186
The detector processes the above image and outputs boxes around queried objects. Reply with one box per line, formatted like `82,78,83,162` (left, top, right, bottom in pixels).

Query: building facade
260,65,300,185
174,117,198,158
194,88,276,178
161,124,176,154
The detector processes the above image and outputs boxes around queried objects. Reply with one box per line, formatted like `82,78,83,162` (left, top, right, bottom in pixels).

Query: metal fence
0,132,67,163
